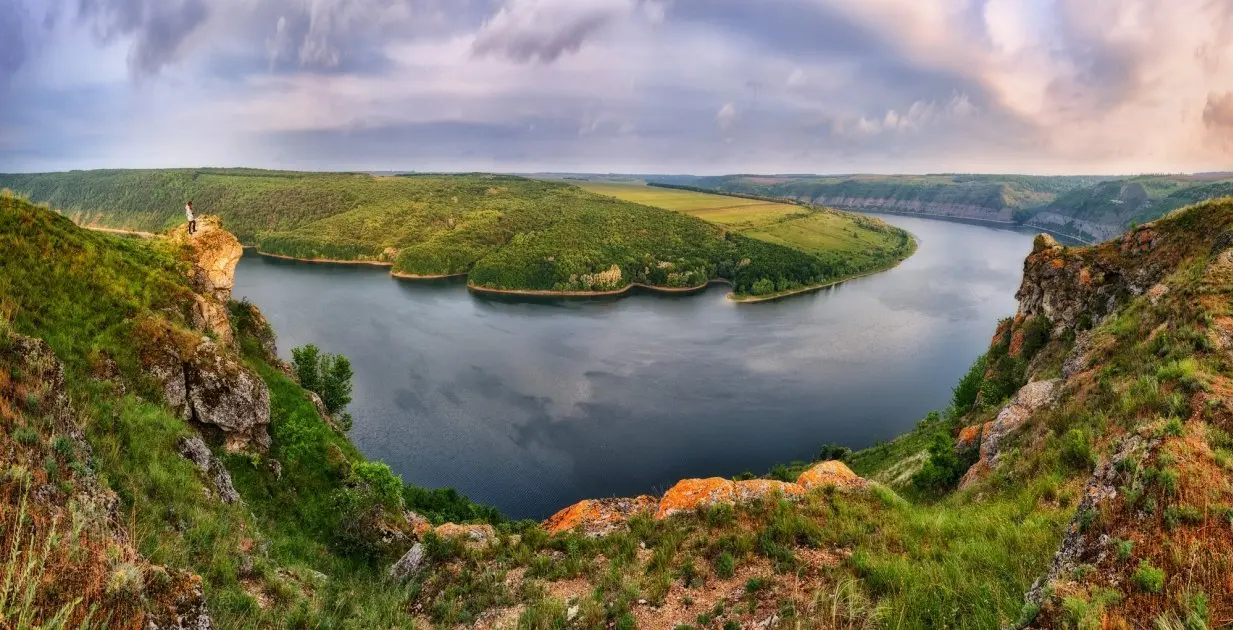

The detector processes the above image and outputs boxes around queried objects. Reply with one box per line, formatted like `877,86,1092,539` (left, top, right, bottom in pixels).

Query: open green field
577,181,915,291
578,181,805,229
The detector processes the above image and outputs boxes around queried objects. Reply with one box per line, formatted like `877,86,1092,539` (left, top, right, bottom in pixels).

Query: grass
577,182,806,229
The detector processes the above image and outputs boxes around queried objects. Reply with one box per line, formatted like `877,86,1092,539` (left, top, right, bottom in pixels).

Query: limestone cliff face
171,216,243,347
142,218,271,452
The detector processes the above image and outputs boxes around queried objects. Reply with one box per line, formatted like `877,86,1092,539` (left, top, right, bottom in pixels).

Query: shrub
714,552,735,579
817,443,853,462
351,461,404,510
1113,538,1134,561
951,354,987,413
912,433,976,494
1061,429,1094,471
1132,560,1165,593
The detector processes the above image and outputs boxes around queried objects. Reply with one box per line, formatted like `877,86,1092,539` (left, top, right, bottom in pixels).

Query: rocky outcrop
145,570,215,630
169,216,243,347
433,523,497,548
544,461,867,535
144,323,271,452
545,496,658,536
1019,436,1154,626
1015,227,1171,334
177,435,241,504
959,379,1058,488
388,543,426,582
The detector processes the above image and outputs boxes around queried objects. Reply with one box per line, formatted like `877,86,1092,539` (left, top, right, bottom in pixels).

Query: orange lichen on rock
544,495,657,536
733,479,805,502
956,424,982,450
1008,327,1026,356
655,477,736,519
1078,267,1093,286
434,523,497,548
1050,258,1066,269
796,460,865,491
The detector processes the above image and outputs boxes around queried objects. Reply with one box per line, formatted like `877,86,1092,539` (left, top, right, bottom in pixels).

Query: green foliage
351,461,404,510
817,443,853,462
911,433,977,494
290,344,353,415
951,353,987,413
403,485,507,526
1133,560,1165,593
0,169,913,296
1060,429,1094,471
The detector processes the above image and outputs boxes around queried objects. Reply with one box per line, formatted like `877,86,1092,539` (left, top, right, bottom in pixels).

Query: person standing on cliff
185,201,196,235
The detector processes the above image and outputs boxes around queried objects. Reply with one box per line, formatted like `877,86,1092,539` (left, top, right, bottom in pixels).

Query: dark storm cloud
77,0,208,76
0,0,29,81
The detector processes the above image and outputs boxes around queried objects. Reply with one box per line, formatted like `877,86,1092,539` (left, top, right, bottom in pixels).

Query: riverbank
728,234,919,303
391,270,469,280
255,251,394,267
465,279,728,299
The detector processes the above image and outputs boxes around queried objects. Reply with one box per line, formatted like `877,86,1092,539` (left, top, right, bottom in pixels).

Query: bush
951,354,987,413
912,433,976,494
351,461,404,510
714,552,735,579
1061,429,1094,471
817,443,853,462
1132,560,1165,593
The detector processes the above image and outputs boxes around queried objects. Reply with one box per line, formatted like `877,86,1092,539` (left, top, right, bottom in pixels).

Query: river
233,214,1038,519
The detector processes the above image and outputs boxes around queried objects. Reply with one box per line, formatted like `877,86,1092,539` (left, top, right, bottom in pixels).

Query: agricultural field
577,181,806,229
577,181,914,285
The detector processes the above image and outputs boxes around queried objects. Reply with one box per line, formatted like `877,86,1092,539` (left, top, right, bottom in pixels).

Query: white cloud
786,67,805,87
715,102,736,129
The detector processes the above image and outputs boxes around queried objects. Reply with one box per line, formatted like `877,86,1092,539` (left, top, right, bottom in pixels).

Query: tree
321,354,353,414
291,344,355,422
291,344,322,393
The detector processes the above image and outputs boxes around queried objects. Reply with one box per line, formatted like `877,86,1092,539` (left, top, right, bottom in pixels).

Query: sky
2,0,1232,175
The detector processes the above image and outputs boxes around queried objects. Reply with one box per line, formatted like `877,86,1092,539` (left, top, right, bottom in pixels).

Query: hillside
5,188,1233,628
655,173,1233,244
577,181,916,300
0,169,913,300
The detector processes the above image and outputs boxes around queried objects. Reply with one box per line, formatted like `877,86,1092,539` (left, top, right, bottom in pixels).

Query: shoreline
728,236,918,304
255,251,394,267
465,279,729,299
391,270,469,280
845,208,1096,245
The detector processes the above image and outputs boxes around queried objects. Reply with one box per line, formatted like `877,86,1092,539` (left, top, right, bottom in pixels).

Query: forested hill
0,169,913,298
650,173,1233,243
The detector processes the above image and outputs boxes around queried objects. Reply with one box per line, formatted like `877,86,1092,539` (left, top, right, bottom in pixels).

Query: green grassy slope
0,169,914,298
0,192,507,626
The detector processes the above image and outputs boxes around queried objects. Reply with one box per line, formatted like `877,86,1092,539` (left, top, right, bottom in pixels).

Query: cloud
786,67,805,87
76,0,209,76
1205,91,1233,148
472,0,636,63
715,102,736,129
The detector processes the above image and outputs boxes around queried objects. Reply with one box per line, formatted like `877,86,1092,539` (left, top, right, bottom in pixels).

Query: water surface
234,215,1037,519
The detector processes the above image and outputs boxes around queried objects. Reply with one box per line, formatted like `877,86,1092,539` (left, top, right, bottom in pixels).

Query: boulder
406,511,433,538
177,435,241,504
955,424,982,453
388,543,426,582
655,477,737,519
796,460,866,491
145,569,215,630
544,496,657,536
145,325,271,452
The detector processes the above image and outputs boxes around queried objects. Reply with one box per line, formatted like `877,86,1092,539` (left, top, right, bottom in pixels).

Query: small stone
566,605,579,621
637,599,647,605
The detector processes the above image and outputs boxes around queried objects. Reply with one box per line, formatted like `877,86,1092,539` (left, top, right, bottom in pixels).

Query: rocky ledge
544,460,867,537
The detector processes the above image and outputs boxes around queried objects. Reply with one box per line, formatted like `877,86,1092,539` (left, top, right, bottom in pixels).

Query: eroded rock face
1015,228,1171,335
733,479,806,501
177,435,241,504
960,379,1059,488
145,570,215,630
145,326,271,452
190,294,234,348
172,217,242,302
544,496,657,536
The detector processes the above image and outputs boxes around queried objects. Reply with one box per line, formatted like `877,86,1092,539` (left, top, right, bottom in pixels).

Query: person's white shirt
185,204,194,221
